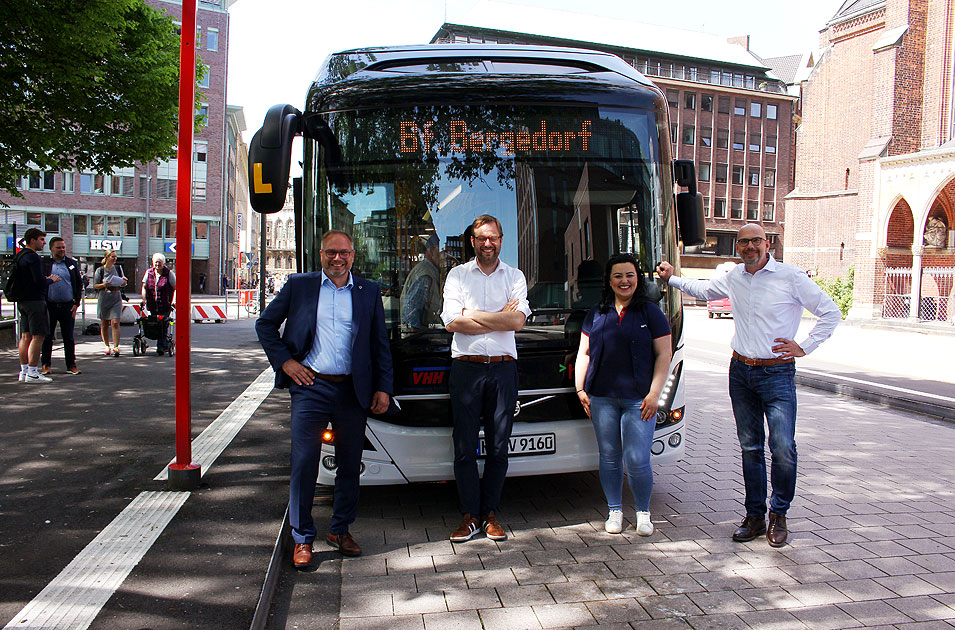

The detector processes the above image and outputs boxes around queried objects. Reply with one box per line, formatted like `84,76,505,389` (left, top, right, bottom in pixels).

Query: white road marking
3,368,275,630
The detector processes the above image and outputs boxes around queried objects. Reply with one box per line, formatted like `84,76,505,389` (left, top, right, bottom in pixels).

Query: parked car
707,262,737,319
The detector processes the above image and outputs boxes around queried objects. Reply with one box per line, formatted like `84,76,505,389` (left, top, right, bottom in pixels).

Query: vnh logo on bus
410,366,449,388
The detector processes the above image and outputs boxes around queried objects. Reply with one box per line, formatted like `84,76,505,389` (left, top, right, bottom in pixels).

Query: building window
703,197,710,217
670,123,678,144
699,162,711,181
701,95,713,112
195,222,209,240
124,218,138,236
164,219,177,238
748,169,759,186
206,28,218,51
198,64,210,88
715,164,728,183
80,173,106,195
194,141,208,163
684,93,696,110
749,133,761,152
28,169,55,191
683,125,695,145
149,218,162,237
747,201,759,221
718,97,730,114
764,169,776,188
730,200,743,219
43,214,59,233
110,172,134,197
90,216,105,236
714,199,727,218
762,202,775,221
106,216,122,236
750,102,762,118
156,179,176,199
666,89,678,108
716,128,728,149
733,131,745,150
699,127,712,147
27,212,41,226
73,215,88,235
61,171,74,193
766,135,777,154
734,99,746,116
767,104,778,120
732,166,744,185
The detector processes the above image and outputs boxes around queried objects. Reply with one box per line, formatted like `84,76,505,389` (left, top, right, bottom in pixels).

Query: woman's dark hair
598,253,648,313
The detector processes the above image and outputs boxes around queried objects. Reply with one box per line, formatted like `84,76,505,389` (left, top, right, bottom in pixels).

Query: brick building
431,0,796,276
0,0,237,296
785,0,955,325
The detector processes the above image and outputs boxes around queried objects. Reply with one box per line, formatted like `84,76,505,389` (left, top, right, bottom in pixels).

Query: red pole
168,0,200,490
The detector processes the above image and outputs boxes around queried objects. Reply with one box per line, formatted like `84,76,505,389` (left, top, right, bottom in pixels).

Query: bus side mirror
249,104,303,213
673,159,706,246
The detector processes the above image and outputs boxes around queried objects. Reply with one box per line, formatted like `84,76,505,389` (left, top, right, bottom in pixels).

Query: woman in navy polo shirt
574,253,672,536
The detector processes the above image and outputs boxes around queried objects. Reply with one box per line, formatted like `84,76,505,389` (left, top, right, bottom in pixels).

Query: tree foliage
0,0,206,200
814,265,854,319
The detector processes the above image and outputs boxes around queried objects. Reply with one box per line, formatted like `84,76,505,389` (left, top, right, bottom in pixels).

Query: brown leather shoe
450,514,480,542
482,511,507,541
292,543,313,568
732,515,767,542
67,366,81,375
40,365,51,375
326,532,361,557
767,512,788,547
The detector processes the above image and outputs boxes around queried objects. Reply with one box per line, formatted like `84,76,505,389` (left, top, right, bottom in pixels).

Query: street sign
164,242,194,254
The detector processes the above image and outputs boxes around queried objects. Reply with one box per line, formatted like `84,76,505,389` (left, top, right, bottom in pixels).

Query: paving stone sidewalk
329,360,955,630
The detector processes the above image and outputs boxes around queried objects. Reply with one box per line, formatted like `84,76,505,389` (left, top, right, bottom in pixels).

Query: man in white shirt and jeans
442,214,531,543
657,224,840,547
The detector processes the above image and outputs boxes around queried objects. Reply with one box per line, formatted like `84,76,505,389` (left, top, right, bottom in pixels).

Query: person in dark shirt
574,253,672,536
16,228,61,383
41,237,83,375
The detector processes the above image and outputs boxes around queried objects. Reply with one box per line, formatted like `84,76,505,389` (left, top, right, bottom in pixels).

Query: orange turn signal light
670,409,683,421
321,430,335,444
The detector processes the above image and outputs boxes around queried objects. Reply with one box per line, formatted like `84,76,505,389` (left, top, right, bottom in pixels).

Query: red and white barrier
191,304,227,323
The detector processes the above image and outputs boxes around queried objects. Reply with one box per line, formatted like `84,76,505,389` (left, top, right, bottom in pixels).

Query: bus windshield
306,102,672,361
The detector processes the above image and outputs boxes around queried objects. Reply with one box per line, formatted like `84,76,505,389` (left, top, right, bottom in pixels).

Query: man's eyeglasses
322,249,353,258
473,236,501,244
736,237,766,247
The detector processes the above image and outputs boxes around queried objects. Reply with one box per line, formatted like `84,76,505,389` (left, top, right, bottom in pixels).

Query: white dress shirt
441,259,532,359
669,257,840,358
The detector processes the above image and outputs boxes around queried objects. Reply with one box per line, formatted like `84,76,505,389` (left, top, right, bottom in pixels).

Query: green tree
814,266,854,319
0,0,206,201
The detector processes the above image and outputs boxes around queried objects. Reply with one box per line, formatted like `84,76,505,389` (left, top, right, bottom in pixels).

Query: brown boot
767,512,788,547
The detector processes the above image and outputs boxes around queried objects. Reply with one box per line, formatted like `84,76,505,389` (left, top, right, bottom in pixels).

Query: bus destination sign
400,120,593,156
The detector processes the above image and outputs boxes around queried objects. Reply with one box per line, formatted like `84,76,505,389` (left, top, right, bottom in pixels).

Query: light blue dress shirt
47,259,74,303
304,271,354,375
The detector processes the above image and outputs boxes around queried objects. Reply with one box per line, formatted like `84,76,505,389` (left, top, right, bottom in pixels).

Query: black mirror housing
248,104,303,213
673,159,706,246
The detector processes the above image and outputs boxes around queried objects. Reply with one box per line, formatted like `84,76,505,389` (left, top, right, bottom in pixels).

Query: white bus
248,44,705,484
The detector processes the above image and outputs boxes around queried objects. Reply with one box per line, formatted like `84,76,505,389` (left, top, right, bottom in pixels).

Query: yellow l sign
253,163,272,194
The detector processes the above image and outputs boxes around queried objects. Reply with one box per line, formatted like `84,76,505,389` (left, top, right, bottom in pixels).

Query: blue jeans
589,396,656,511
729,359,797,517
288,378,366,543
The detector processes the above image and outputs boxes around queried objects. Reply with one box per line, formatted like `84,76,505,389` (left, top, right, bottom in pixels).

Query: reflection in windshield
311,103,664,340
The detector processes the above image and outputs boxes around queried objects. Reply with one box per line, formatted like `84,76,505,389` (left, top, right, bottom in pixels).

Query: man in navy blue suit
256,229,393,567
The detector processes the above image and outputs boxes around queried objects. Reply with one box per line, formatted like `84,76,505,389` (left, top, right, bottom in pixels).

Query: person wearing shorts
15,228,61,383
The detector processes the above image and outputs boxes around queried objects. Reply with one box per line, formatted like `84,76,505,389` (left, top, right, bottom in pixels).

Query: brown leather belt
732,351,794,367
312,372,350,383
454,355,515,363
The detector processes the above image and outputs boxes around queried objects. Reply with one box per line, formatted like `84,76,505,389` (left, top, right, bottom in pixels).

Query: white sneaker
18,372,27,382
605,509,624,534
635,511,654,536
25,372,53,384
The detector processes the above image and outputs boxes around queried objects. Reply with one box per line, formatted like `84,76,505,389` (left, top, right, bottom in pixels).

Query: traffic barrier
120,304,144,324
192,304,227,323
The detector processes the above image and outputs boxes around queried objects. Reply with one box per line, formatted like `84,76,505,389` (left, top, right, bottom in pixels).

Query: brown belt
454,355,515,363
732,351,793,367
312,372,350,383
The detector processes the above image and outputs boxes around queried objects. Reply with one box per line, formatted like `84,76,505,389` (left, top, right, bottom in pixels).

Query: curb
795,372,955,423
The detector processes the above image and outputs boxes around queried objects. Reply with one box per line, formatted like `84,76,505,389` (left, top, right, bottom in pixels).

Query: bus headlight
650,440,665,455
322,456,337,470
668,432,682,448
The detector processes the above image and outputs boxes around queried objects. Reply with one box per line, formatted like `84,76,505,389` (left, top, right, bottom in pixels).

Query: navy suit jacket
255,271,394,408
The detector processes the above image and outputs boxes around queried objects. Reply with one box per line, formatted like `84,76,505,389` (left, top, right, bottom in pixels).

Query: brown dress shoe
41,365,51,375
450,514,480,542
292,543,313,568
767,512,788,547
326,532,361,557
732,515,767,542
481,511,507,541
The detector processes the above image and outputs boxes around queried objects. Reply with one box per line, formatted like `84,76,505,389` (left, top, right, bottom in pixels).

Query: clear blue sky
228,0,841,140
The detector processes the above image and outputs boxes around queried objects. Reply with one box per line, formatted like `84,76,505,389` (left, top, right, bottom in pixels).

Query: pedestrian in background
656,223,840,547
41,236,83,375
574,253,672,536
442,214,530,543
256,229,393,567
14,228,61,383
141,253,177,355
93,249,126,357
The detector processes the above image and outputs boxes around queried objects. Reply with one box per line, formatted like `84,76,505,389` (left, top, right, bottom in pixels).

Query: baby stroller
132,304,175,356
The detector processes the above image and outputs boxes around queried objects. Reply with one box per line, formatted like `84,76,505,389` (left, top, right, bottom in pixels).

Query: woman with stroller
93,249,126,357
141,253,176,355
574,253,672,536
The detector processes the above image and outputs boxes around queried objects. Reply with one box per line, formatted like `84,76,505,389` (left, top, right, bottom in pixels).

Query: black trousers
41,302,77,368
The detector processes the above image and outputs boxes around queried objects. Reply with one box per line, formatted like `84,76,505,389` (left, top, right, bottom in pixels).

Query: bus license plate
478,433,556,456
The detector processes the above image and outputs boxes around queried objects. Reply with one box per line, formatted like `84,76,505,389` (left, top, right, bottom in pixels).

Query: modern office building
784,0,954,325
0,0,235,295
431,0,797,276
